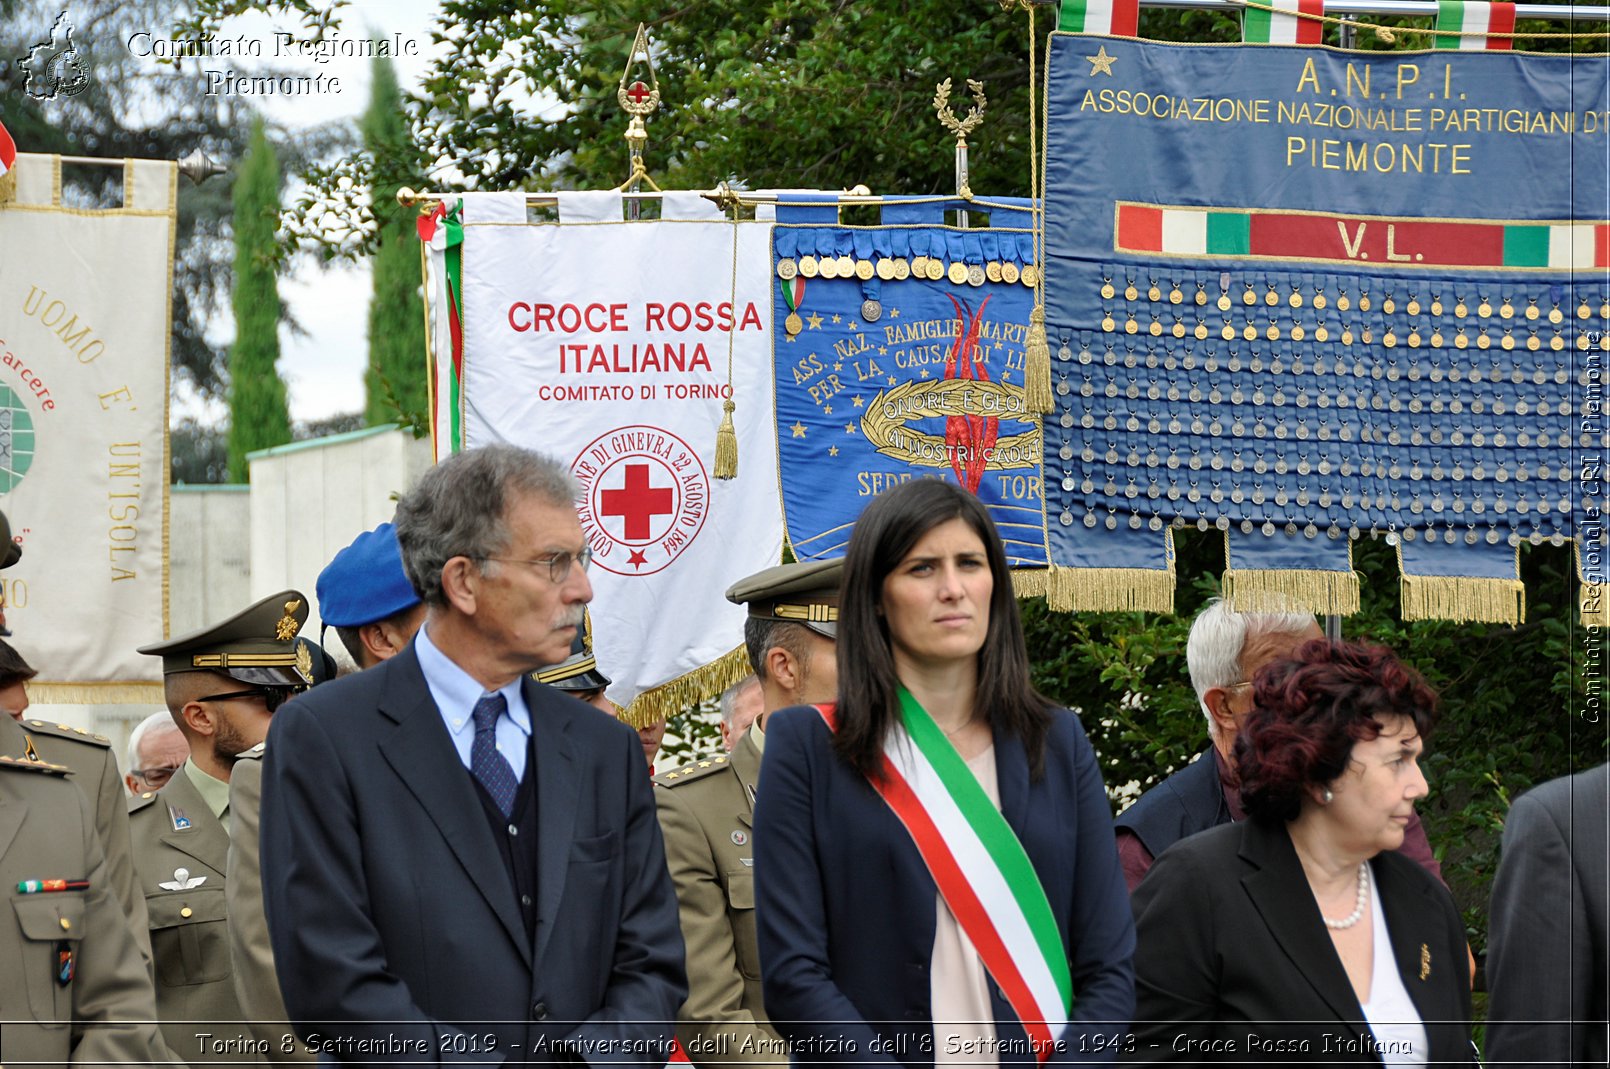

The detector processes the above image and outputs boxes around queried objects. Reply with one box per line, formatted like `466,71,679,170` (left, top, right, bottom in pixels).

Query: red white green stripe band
816,693,1071,1058
1435,1,1516,50
421,198,465,455
1116,203,1610,271
1243,0,1325,44
1059,0,1139,36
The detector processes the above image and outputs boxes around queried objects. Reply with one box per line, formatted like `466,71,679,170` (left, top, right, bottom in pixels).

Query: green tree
363,54,428,426
226,118,292,481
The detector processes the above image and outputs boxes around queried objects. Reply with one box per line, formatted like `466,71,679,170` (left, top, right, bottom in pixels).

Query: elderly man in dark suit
1484,761,1609,1069
260,444,686,1066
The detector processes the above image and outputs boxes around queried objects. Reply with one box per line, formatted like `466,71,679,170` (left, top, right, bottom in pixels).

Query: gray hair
742,617,812,679
394,444,580,607
1185,596,1317,738
719,675,762,723
127,709,182,774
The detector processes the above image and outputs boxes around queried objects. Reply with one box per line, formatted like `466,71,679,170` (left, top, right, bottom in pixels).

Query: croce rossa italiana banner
437,193,783,720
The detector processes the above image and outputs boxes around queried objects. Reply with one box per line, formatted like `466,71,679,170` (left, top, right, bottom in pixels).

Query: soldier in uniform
229,530,422,1064
0,638,155,967
0,736,175,1065
654,558,843,1066
130,590,312,1065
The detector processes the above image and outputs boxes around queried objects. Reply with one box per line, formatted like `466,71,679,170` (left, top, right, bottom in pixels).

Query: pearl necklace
1322,862,1370,930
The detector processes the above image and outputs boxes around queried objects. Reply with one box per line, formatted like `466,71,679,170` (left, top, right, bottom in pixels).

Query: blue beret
316,523,421,628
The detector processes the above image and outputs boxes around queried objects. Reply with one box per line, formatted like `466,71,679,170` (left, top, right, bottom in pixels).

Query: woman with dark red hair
1126,640,1473,1066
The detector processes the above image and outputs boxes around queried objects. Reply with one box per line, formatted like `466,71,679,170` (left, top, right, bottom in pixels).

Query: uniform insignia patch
159,866,206,891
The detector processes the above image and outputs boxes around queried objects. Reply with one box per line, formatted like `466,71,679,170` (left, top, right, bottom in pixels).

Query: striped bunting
817,695,1071,1059
1435,0,1516,49
1243,0,1326,44
1059,0,1139,36
1115,204,1610,270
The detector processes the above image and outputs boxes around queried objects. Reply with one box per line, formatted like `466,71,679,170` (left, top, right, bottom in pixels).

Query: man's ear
1203,687,1239,739
439,557,481,615
764,646,800,694
180,700,216,738
361,620,410,663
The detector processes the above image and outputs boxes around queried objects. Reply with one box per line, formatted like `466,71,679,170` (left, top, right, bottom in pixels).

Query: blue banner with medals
773,197,1049,570
1042,35,1610,622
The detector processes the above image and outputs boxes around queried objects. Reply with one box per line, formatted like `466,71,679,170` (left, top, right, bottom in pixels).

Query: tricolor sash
815,691,1072,1059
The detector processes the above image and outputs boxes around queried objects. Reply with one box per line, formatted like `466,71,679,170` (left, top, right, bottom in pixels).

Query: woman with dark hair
754,479,1135,1068
1127,639,1472,1065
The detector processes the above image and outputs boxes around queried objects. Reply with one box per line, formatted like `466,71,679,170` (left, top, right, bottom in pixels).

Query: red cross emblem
626,80,653,104
601,463,675,541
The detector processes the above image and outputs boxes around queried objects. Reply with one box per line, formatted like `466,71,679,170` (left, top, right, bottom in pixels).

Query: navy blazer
1127,818,1472,1065
754,705,1136,1068
260,641,687,1067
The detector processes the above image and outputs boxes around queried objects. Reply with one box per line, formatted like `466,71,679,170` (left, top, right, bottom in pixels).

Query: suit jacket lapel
377,648,531,965
1374,857,1444,1026
527,680,578,966
993,727,1031,838
1238,818,1372,1039
157,770,232,874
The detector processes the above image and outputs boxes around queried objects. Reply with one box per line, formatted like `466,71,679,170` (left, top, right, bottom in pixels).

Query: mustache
554,607,586,630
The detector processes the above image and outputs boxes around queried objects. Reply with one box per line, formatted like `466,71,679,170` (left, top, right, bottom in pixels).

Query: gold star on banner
852,395,865,409
785,333,798,343
831,314,842,325
806,312,824,330
824,404,833,415
828,445,840,457
1088,46,1117,76
878,345,888,355
920,369,930,379
887,376,898,385
889,309,901,318
790,422,807,438
833,360,843,372
844,423,857,434
993,339,1003,351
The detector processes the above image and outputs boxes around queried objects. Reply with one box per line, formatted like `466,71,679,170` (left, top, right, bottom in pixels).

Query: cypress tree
226,117,291,481
363,54,426,426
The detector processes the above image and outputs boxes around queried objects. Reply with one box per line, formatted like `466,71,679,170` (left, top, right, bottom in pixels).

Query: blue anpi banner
1042,37,1610,621
773,201,1049,569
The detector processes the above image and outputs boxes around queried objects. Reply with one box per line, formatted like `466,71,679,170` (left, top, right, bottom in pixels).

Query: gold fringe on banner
1010,568,1049,599
1580,583,1610,628
30,681,164,706
0,168,15,206
1400,575,1525,625
1046,566,1175,614
1223,568,1361,617
619,646,752,729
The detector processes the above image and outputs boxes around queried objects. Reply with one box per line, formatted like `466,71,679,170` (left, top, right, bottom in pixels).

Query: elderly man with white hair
1113,597,1442,892
124,709,189,796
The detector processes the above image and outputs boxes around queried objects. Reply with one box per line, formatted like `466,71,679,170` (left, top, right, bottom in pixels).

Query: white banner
457,196,783,718
0,154,173,702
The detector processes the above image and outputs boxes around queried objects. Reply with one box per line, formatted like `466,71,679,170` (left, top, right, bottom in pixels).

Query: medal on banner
781,276,805,337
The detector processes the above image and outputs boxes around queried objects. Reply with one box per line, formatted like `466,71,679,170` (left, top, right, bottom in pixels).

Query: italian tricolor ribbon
1058,0,1139,36
1242,0,1326,44
816,692,1072,1060
1434,1,1516,50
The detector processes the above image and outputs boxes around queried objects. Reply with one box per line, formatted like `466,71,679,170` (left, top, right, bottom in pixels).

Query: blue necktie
470,692,519,818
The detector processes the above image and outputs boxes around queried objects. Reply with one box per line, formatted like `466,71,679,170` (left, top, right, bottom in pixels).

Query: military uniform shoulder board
0,753,72,776
128,790,161,814
653,753,731,788
235,742,267,762
23,719,112,747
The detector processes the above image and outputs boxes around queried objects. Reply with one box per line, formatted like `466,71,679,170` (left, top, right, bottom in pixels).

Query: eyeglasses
477,546,594,584
195,687,302,712
130,765,182,788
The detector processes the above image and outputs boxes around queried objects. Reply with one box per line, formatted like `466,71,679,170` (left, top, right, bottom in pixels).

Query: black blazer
260,641,687,1067
754,705,1136,1068
1126,818,1471,1065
